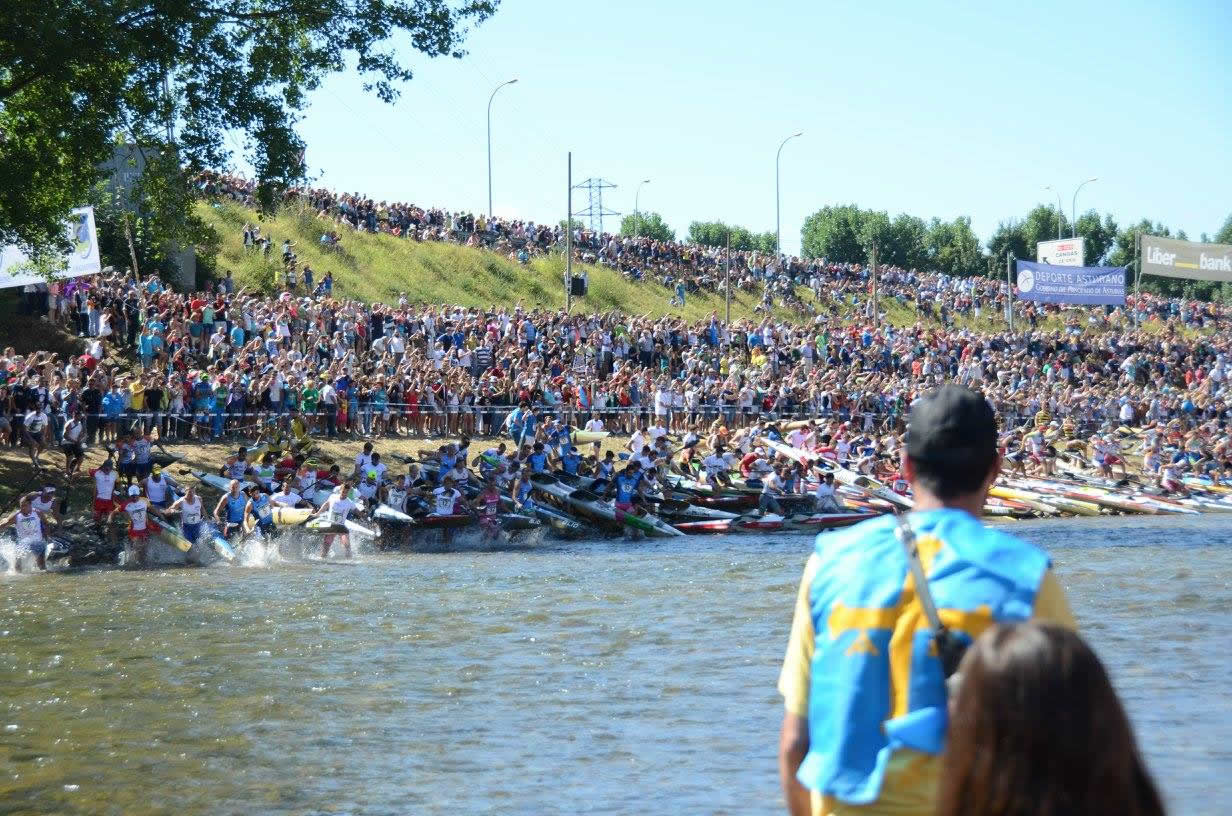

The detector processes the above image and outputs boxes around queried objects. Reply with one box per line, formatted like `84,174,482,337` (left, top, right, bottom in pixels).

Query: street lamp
1071,177,1098,239
634,179,651,236
487,78,518,219
1044,185,1064,240
775,131,803,255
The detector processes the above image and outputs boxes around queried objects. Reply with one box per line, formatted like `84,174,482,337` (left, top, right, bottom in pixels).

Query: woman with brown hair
938,622,1165,816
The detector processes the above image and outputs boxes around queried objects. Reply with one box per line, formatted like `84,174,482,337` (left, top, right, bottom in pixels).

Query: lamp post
1071,177,1098,239
775,131,803,255
1044,185,1063,240
487,78,518,219
634,179,650,236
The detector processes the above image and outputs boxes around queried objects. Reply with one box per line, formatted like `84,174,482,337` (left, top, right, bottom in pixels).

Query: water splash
237,535,284,568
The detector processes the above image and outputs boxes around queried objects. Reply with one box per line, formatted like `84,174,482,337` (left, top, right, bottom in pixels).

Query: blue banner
1015,260,1127,305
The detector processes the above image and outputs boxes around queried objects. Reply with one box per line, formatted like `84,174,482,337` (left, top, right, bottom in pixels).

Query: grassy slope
200,200,804,321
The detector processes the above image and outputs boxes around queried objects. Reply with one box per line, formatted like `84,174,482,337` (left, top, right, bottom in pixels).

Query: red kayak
414,514,476,529
673,519,735,535
786,512,879,531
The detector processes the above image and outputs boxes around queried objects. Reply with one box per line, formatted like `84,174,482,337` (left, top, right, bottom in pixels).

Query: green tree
924,216,985,278
799,205,867,263
986,220,1032,270
1073,211,1118,265
686,220,775,253
619,212,675,242
0,0,497,260
1216,213,1232,244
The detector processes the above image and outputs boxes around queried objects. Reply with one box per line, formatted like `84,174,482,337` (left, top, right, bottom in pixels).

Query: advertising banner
1036,237,1085,267
0,206,101,289
1016,260,1126,305
1140,234,1232,282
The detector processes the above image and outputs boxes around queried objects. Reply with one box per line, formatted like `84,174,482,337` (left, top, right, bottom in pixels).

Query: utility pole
566,152,572,314
1132,232,1141,328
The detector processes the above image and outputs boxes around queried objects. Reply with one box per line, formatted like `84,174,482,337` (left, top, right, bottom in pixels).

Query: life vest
798,508,1048,805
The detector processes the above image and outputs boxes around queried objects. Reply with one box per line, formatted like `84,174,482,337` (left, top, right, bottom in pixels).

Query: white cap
127,485,140,496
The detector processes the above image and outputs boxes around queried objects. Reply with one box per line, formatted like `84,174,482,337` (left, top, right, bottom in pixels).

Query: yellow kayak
272,506,313,526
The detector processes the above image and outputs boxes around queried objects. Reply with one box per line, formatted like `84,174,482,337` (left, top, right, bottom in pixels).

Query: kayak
206,524,236,561
305,517,378,537
499,513,540,532
732,514,787,532
151,516,192,553
673,519,735,535
655,498,738,521
573,430,610,443
373,504,413,523
785,512,879,531
192,470,258,493
415,514,475,529
272,506,312,525
525,502,588,538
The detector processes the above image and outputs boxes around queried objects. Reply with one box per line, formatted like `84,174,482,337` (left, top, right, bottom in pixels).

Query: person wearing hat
30,484,61,523
777,385,1077,816
109,484,152,567
144,465,175,510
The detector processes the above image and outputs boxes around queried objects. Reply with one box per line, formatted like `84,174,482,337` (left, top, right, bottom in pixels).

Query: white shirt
270,490,302,507
125,498,149,531
15,510,43,545
431,487,461,516
322,495,356,524
179,496,203,524
94,469,117,500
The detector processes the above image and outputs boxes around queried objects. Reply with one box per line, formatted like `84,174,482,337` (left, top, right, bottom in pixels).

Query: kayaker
91,458,119,524
314,482,357,558
221,447,251,480
110,485,152,567
270,479,306,508
701,445,731,488
30,484,61,523
759,465,785,516
383,474,412,514
243,484,277,538
213,479,249,540
143,465,175,510
609,464,645,541
431,475,463,518
167,484,204,545
777,384,1077,816
0,494,53,571
812,472,841,513
527,442,550,474
474,479,503,544
61,412,86,478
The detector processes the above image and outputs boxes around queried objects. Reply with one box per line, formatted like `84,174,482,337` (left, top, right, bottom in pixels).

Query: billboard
1016,260,1126,305
1141,234,1232,282
1036,237,1085,267
0,206,101,289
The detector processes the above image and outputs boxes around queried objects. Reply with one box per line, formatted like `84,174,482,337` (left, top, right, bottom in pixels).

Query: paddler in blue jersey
526,442,550,474
473,442,507,479
555,445,582,476
243,484,277,538
212,479,249,540
777,385,1077,816
607,463,646,541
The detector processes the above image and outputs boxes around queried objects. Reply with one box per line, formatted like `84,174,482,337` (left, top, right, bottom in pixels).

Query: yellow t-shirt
129,382,146,412
778,552,1077,816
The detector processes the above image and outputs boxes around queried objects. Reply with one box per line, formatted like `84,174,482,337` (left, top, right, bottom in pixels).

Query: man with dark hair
776,385,1077,816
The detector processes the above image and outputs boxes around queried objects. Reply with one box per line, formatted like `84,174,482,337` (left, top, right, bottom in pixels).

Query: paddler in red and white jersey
1091,435,1127,481
109,484,152,567
91,458,119,523
312,480,357,559
1159,459,1188,495
0,493,55,571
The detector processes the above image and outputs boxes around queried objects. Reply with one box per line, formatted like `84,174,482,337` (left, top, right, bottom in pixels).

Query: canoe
373,504,413,523
498,513,540,532
831,467,914,510
527,503,588,538
206,524,236,561
192,470,258,493
573,430,610,443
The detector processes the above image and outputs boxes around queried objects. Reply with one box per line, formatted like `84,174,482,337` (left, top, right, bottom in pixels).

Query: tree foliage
0,0,497,259
619,211,675,242
686,221,775,253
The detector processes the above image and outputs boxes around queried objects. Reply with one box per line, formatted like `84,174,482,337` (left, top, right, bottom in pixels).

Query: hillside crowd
1,255,1228,482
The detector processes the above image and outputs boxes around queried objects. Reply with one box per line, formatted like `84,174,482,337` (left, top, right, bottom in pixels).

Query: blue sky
274,0,1231,256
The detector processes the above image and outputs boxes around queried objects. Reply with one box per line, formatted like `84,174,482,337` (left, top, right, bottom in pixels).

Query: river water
1,515,1228,815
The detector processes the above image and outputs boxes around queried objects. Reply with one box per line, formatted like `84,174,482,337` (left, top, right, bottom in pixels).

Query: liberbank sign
1141,234,1232,282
